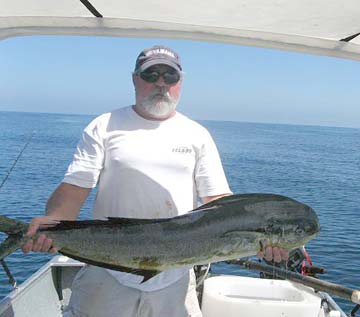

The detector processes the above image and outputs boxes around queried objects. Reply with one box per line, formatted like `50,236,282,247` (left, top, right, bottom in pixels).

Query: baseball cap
134,45,182,73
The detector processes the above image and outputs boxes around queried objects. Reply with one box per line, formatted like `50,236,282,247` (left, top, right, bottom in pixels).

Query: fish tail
0,215,27,234
0,215,27,260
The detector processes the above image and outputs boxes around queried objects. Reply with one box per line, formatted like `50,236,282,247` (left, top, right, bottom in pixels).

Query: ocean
0,111,359,313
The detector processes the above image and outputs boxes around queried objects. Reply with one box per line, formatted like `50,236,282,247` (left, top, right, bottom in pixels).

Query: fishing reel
261,246,325,279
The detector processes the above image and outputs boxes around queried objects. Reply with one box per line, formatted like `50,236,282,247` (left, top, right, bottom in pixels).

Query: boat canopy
1,0,360,61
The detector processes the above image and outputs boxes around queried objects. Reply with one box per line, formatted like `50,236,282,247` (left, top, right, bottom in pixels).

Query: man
22,45,287,316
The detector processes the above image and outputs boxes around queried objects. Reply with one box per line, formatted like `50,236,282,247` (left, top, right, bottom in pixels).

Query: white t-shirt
63,106,231,291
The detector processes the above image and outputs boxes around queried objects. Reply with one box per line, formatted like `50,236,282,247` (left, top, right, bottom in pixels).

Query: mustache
148,90,172,101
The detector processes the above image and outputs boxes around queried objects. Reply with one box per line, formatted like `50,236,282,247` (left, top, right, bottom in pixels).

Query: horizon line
0,108,358,131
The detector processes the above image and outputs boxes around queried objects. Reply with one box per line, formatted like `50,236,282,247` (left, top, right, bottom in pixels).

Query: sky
0,36,359,128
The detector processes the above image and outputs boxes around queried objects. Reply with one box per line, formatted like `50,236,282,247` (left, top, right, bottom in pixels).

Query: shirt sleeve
194,129,232,198
62,117,105,188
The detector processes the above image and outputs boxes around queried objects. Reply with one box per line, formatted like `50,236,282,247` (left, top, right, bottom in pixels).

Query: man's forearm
46,182,91,220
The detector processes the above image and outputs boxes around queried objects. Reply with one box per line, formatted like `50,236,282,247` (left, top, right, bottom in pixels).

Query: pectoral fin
222,230,262,240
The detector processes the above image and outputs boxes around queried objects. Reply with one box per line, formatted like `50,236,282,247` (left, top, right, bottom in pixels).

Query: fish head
227,194,321,250
255,201,321,249
197,193,321,260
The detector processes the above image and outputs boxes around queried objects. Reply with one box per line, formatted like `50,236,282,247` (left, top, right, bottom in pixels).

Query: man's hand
257,245,289,263
22,216,60,254
21,183,90,254
201,193,232,204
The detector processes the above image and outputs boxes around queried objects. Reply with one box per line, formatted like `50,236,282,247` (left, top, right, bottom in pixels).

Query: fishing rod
0,131,35,191
0,131,35,288
228,258,360,305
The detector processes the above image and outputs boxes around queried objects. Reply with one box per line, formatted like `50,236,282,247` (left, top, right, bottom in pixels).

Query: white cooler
201,275,322,317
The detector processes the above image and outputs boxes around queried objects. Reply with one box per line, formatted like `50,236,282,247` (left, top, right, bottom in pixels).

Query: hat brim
137,59,181,73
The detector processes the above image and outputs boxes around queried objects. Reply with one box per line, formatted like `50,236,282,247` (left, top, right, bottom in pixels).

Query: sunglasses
138,69,181,85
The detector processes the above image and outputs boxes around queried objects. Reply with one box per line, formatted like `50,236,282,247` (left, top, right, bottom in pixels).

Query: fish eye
265,219,281,234
295,226,304,235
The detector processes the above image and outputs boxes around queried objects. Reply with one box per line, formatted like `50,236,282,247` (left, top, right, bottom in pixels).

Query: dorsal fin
107,217,170,225
194,194,285,211
42,216,173,231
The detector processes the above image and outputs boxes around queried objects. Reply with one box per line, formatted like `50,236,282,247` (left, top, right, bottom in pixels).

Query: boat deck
0,256,83,317
0,256,347,317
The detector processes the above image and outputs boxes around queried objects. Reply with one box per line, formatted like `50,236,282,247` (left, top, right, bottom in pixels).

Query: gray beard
139,92,178,118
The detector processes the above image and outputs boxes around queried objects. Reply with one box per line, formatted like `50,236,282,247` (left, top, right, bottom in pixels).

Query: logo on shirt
172,146,193,154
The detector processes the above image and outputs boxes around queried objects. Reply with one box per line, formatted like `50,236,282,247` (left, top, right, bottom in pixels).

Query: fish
0,193,320,281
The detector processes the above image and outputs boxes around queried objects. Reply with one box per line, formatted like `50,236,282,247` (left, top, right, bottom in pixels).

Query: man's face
133,64,182,120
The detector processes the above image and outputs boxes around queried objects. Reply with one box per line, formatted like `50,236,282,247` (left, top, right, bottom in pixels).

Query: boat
0,255,348,317
0,0,359,316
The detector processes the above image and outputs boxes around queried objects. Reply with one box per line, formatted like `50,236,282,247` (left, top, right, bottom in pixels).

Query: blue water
0,111,359,313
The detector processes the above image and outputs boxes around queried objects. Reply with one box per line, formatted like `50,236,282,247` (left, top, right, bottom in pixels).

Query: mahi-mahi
0,193,320,281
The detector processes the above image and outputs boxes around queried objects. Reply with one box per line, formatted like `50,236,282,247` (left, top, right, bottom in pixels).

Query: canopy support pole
79,0,103,18
340,32,360,42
